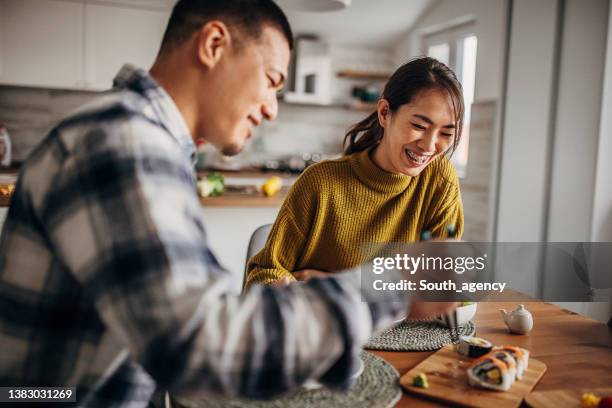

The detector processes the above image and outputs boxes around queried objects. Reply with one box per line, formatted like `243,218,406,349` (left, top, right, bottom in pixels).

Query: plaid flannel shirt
0,65,408,407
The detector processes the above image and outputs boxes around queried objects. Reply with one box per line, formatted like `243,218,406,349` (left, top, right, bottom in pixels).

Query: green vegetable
412,372,429,388
197,172,225,197
462,301,475,306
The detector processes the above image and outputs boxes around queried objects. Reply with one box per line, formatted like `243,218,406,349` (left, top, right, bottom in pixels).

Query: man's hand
292,269,331,282
406,301,460,319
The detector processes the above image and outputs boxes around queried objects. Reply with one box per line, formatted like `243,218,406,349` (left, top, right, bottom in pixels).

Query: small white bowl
436,303,477,328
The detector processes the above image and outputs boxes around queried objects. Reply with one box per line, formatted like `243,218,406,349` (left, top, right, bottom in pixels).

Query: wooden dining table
372,301,612,407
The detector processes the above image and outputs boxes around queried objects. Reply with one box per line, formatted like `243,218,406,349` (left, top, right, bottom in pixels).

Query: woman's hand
292,268,331,282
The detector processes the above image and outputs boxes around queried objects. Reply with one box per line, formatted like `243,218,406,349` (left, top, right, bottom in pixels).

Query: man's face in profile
201,25,290,156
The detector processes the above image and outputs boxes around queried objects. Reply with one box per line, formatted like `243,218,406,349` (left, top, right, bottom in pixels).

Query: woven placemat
365,320,475,351
173,352,401,408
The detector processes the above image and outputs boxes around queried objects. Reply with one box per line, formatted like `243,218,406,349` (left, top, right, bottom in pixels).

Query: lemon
262,176,282,197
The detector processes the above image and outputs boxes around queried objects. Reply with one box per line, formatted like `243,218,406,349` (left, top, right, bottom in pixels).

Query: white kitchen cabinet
0,0,84,88
83,3,169,90
202,207,281,292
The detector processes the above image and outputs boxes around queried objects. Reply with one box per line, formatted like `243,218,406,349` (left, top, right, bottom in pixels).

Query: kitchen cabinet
0,0,171,90
202,207,281,292
0,0,84,88
83,3,169,90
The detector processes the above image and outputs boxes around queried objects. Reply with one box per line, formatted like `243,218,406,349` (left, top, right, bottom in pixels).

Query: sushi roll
494,346,529,379
467,355,514,391
456,336,493,358
486,350,518,381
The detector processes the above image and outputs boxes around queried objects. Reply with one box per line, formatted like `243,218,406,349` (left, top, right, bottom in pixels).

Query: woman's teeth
405,149,430,164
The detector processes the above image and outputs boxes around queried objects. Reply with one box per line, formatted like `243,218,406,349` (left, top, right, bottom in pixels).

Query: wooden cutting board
400,345,547,408
525,387,612,408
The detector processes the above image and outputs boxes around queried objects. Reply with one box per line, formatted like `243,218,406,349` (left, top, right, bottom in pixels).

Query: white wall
496,0,559,243
591,2,612,243
496,0,611,322
590,2,612,323
547,0,609,242
392,0,507,102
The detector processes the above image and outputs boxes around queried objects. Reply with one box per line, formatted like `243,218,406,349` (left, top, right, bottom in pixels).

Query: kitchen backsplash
206,101,370,169
0,84,371,165
0,86,100,162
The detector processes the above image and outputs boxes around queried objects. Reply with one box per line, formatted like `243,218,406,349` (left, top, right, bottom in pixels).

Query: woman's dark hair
343,57,464,156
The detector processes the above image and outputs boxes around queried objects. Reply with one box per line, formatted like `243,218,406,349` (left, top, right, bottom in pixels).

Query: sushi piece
467,355,514,391
494,346,529,379
456,336,493,358
486,350,518,381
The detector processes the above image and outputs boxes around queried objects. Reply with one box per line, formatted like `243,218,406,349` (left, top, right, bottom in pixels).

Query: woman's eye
411,123,426,130
441,132,454,137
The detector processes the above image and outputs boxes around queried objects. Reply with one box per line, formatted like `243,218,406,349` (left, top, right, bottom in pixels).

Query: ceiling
275,0,435,48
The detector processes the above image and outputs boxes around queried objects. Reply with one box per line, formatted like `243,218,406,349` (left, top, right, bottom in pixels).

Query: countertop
199,186,289,207
0,170,294,208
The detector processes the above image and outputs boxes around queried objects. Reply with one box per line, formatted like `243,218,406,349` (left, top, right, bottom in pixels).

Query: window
423,24,478,178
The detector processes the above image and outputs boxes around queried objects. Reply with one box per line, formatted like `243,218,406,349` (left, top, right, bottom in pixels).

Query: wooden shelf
279,99,346,109
280,99,378,112
336,69,390,80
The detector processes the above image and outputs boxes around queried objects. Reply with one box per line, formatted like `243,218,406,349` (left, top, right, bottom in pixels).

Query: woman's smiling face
373,88,457,176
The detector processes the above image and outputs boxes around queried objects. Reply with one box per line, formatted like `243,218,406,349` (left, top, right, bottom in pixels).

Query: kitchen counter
199,170,295,208
0,170,296,208
200,187,289,207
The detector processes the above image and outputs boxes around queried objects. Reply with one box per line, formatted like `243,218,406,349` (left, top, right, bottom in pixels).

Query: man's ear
196,21,232,69
377,99,390,128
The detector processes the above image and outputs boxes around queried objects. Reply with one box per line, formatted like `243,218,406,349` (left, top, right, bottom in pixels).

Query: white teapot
500,304,533,334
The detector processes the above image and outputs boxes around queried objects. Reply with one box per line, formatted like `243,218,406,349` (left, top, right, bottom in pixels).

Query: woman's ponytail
343,111,383,155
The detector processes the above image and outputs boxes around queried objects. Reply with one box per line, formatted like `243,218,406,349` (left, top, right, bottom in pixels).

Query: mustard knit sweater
245,148,464,290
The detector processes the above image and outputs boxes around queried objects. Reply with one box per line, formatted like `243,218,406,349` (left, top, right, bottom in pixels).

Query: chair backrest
242,224,272,290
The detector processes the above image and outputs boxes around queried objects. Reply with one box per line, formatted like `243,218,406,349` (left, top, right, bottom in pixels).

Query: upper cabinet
0,0,172,90
0,0,84,88
84,3,169,90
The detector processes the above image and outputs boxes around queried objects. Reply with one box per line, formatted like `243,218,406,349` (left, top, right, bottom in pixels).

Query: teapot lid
512,304,531,315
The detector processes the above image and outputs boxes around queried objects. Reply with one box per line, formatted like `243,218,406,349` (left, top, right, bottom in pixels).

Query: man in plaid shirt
0,0,455,406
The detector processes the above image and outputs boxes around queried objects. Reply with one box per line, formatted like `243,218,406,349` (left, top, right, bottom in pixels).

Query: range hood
283,37,332,105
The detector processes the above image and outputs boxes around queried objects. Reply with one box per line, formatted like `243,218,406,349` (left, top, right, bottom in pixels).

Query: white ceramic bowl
436,303,477,328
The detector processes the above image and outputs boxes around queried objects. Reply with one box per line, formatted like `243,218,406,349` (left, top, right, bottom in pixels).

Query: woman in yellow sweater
245,57,465,289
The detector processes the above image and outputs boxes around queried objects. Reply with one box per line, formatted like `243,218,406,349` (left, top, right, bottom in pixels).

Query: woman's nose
418,132,437,153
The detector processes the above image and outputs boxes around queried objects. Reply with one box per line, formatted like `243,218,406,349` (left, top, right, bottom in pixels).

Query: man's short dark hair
159,0,293,56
